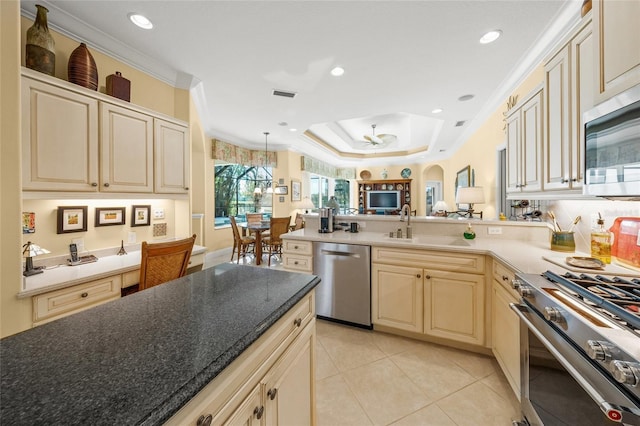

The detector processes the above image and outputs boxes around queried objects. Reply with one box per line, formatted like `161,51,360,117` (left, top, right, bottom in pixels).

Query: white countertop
282,229,638,277
20,245,207,298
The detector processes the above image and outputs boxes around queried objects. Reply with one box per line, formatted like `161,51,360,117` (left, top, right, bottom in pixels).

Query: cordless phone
69,243,79,263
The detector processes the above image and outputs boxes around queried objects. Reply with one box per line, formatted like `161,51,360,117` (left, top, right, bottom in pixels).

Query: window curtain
213,139,277,167
300,156,356,179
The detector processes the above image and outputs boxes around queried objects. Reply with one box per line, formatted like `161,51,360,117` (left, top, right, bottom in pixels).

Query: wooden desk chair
139,234,196,291
262,216,291,266
230,216,255,262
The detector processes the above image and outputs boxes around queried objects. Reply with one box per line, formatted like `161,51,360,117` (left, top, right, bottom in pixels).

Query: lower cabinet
165,291,316,426
491,260,521,399
32,274,122,326
371,247,485,347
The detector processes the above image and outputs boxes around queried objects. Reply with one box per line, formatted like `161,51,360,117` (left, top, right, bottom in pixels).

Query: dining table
239,221,271,265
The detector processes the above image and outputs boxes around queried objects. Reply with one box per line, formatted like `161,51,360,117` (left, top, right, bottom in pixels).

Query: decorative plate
360,170,372,180
565,256,605,270
401,168,411,178
396,184,403,190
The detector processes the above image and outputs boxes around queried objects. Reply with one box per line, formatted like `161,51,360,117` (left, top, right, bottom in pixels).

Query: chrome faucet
400,204,411,226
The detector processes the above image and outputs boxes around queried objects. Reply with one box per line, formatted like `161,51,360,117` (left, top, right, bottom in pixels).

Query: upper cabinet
506,86,544,194
593,0,640,104
21,68,189,195
543,17,593,192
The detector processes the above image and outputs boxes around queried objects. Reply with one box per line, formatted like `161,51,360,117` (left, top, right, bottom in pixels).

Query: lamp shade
22,241,50,258
456,187,485,205
253,187,262,195
298,197,315,210
433,201,449,212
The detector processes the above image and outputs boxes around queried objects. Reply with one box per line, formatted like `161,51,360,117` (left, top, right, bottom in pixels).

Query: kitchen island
0,264,320,425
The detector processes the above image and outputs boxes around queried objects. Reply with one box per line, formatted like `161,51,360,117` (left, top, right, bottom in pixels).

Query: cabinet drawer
282,240,313,256
493,260,519,299
282,254,313,272
372,246,485,274
33,275,121,324
122,270,139,288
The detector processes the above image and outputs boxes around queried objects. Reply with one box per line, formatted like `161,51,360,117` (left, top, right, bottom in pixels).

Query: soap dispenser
463,223,476,240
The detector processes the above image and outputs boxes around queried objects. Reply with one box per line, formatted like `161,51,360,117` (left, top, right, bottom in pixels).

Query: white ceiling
21,0,581,167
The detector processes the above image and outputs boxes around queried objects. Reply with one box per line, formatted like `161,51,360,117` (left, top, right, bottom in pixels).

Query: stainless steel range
511,270,640,425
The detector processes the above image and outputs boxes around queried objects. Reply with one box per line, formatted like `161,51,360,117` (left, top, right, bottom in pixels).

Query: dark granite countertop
1,264,319,425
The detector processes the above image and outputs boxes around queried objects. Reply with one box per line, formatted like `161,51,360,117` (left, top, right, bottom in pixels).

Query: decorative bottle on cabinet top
68,43,98,91
25,4,56,76
591,214,612,264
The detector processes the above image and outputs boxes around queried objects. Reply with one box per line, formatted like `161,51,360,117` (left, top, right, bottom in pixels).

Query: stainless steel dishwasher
313,242,371,328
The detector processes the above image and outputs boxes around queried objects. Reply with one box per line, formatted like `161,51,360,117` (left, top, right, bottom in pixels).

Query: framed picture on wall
291,179,301,201
57,206,88,234
455,165,471,209
95,207,126,227
274,185,288,195
131,205,151,227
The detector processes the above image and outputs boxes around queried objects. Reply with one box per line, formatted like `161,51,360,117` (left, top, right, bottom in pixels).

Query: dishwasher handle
320,249,361,258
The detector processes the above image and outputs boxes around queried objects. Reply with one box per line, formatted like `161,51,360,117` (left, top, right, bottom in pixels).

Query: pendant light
264,131,273,194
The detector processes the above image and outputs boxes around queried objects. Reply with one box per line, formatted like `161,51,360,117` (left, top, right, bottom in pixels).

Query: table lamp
455,187,485,218
298,197,315,214
432,201,449,216
22,241,50,276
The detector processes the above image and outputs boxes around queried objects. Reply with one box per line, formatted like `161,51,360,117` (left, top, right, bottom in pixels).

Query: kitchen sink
383,235,470,247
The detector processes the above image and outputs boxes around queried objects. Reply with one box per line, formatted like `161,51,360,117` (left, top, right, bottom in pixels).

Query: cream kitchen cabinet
543,16,593,192
154,119,190,194
506,86,544,195
282,240,313,273
21,68,189,195
371,247,485,347
100,102,154,193
32,274,121,326
21,75,99,192
166,291,316,426
491,260,521,399
593,0,640,104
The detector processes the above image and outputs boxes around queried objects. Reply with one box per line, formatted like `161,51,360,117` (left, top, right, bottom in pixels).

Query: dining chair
262,216,291,266
229,216,256,262
289,212,304,231
246,213,263,224
139,234,196,291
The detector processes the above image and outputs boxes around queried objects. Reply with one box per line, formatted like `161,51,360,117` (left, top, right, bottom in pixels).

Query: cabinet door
264,322,315,426
154,119,190,194
100,103,154,192
570,21,594,190
544,45,571,191
217,383,264,426
492,280,521,399
520,91,543,192
424,270,484,345
594,0,640,103
372,264,423,333
505,110,521,193
22,77,99,191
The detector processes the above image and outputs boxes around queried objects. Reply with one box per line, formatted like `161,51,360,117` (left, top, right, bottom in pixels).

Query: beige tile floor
205,250,521,425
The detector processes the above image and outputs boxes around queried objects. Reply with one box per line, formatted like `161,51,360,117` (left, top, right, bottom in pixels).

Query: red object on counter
610,217,640,270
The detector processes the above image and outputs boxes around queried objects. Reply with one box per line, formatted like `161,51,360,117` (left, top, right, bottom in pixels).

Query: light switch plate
72,238,85,253
487,227,502,235
153,208,165,219
128,232,136,244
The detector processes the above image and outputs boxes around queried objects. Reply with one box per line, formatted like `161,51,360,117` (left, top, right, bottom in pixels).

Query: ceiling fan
362,124,397,147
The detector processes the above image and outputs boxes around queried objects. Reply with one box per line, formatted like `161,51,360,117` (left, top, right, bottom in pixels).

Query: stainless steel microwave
583,84,640,200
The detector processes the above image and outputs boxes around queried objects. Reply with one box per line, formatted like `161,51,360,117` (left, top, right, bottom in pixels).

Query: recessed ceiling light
458,94,475,102
330,66,345,77
289,128,297,132
431,108,443,114
480,30,502,44
128,13,153,29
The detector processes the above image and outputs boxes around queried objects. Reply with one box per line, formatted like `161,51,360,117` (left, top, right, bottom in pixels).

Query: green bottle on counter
463,223,476,240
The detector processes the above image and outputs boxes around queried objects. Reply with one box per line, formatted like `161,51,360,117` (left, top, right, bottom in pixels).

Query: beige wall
2,0,32,337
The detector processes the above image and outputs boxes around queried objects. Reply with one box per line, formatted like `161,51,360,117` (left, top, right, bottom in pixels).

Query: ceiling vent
272,89,297,99
455,120,466,127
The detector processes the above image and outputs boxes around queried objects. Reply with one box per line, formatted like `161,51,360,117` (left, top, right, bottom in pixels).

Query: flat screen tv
366,190,401,210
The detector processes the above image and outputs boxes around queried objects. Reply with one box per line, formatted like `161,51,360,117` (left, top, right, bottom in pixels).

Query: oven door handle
510,303,636,424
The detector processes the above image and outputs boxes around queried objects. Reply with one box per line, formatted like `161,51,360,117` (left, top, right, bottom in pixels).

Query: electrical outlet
128,232,136,244
487,227,503,235
71,238,84,253
153,208,165,219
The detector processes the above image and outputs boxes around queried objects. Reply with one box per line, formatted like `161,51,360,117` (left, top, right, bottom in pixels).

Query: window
214,164,272,227
309,174,350,212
